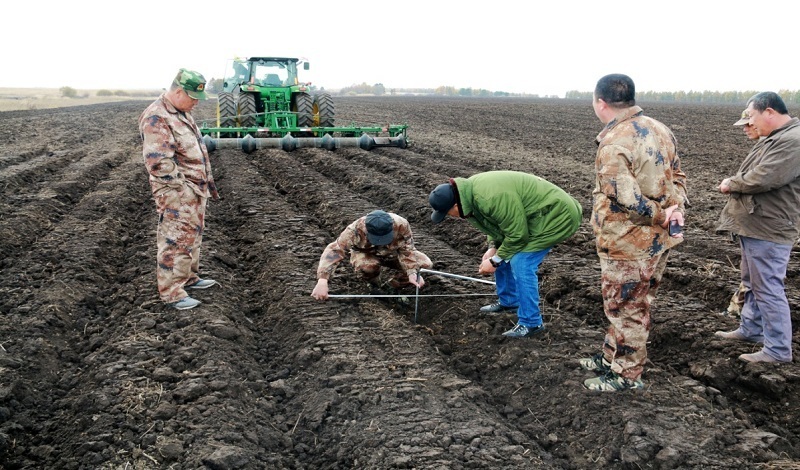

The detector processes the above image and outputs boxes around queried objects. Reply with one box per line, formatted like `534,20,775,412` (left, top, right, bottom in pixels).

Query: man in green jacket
429,171,583,338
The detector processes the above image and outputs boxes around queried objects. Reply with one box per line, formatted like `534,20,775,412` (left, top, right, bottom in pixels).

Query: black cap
365,210,395,245
429,183,455,224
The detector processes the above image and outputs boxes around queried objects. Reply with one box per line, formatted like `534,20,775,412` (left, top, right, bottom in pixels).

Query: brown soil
1,97,799,469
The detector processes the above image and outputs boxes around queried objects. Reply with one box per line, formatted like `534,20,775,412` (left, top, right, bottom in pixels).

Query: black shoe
502,323,546,338
480,302,518,314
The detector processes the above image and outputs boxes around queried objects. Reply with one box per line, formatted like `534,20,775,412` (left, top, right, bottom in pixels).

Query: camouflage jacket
592,106,688,259
717,117,800,245
317,213,421,280
138,94,218,199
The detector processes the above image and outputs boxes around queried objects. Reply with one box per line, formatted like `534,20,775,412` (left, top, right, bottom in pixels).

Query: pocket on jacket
742,194,755,214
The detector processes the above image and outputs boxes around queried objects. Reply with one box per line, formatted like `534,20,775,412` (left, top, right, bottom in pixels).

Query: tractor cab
222,57,309,91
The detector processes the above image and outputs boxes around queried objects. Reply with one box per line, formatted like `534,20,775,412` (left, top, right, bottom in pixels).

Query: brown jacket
717,117,800,245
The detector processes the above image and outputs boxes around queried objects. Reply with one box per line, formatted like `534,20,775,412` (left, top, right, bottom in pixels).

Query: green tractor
201,56,408,153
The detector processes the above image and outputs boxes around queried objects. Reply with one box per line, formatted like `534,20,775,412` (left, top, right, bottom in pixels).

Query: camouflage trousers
154,186,207,303
350,250,432,287
725,282,748,316
598,250,670,381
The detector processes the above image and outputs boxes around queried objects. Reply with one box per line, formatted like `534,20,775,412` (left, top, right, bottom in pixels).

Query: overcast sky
4,0,797,97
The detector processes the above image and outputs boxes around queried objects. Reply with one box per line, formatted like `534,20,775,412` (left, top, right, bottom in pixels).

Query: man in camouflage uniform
581,74,688,391
721,109,760,317
139,69,219,310
311,210,432,300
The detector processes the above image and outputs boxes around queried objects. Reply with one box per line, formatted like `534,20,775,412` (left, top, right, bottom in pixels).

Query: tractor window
233,61,249,80
223,60,250,82
254,63,289,86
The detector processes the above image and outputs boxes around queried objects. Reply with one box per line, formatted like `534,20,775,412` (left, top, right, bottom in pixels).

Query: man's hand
408,273,425,288
719,178,732,194
478,258,496,275
311,279,329,300
209,180,220,200
482,247,497,262
660,204,685,238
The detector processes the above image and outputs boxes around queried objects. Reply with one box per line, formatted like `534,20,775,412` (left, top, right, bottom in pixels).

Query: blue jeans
495,249,551,328
738,236,793,361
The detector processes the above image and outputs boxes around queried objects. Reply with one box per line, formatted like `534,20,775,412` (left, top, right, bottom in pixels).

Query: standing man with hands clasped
715,92,800,363
581,73,688,391
719,109,761,317
139,69,219,311
428,171,582,338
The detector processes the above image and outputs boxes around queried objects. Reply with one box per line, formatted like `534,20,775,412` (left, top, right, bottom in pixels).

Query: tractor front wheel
218,92,237,131
238,92,257,129
294,92,314,128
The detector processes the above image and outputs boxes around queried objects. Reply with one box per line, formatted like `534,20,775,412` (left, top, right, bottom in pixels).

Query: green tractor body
200,56,407,153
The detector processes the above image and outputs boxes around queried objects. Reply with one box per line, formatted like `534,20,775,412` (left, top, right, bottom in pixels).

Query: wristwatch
489,255,502,267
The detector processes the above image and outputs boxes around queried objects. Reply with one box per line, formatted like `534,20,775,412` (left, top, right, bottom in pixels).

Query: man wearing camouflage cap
719,109,760,317
138,68,219,310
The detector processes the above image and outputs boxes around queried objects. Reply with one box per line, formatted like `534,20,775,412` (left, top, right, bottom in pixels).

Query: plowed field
1,96,799,469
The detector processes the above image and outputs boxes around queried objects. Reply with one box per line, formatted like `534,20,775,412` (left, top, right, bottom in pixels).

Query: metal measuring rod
327,268,496,324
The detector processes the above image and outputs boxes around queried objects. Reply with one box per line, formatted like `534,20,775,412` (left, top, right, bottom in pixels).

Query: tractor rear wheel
218,92,236,129
313,92,335,128
294,92,314,128
238,92,257,128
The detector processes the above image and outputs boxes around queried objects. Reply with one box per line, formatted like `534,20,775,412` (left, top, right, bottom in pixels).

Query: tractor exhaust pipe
203,133,407,154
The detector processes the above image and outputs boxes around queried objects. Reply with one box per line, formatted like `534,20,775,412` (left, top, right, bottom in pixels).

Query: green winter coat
454,171,583,260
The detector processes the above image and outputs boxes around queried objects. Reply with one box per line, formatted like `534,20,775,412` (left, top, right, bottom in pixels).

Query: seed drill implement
199,57,408,153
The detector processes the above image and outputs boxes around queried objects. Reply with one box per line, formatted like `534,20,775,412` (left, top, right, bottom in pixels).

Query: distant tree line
58,87,160,98
565,89,800,104
69,78,796,103
334,83,536,97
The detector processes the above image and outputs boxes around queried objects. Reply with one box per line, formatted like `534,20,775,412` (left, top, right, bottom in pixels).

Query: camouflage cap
174,68,208,100
733,109,750,126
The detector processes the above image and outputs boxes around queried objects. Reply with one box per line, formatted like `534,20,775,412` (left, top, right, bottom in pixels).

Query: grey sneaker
480,302,518,314
579,353,612,374
583,371,643,391
187,279,217,289
169,297,201,310
714,329,762,343
739,351,787,363
502,323,546,338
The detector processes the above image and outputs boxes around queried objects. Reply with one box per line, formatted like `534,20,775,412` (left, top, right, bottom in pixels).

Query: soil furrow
0,148,133,263
2,98,799,469
210,149,548,467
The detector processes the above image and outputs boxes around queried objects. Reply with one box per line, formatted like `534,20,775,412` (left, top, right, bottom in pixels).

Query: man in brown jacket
715,92,800,363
